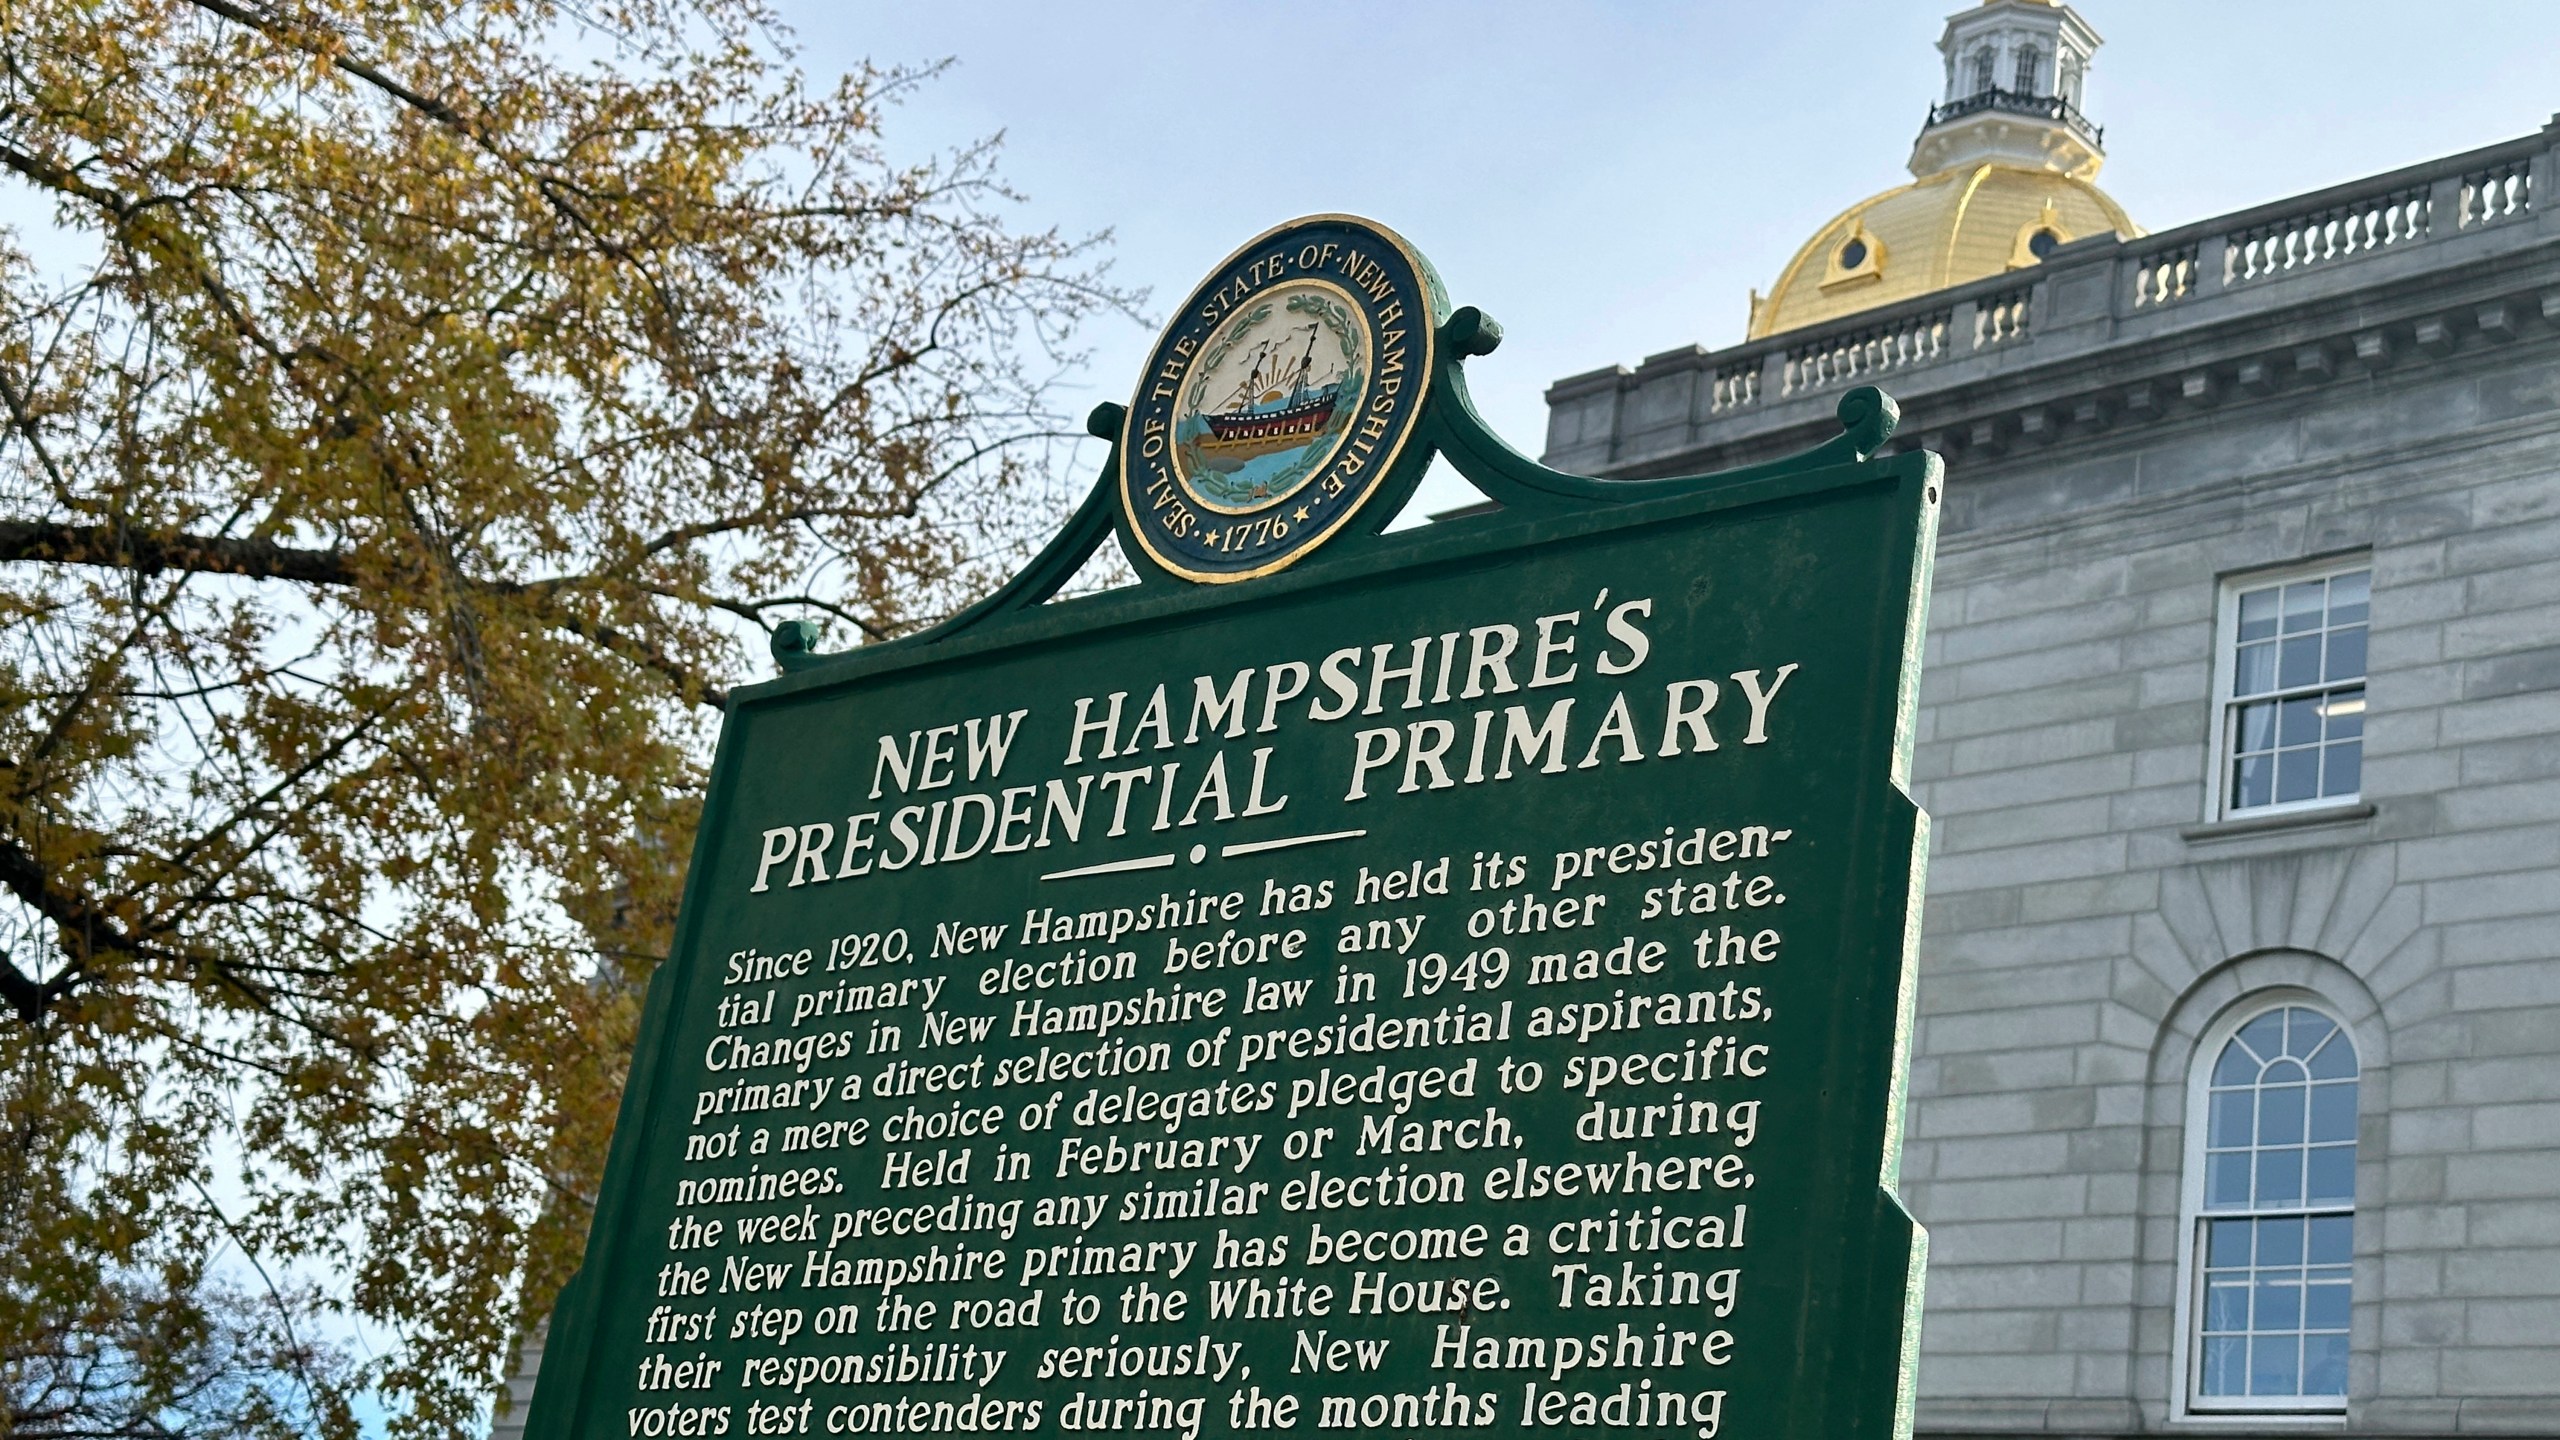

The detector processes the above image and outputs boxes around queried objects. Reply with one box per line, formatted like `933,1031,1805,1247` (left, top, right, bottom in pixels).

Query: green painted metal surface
528,218,1936,1440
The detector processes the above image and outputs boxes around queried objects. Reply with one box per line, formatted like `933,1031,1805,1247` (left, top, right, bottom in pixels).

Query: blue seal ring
1119,215,1442,583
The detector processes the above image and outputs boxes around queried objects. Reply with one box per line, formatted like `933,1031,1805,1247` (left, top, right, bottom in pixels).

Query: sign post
528,216,1937,1440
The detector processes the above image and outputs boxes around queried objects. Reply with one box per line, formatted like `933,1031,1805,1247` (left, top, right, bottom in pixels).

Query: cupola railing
1922,87,2104,150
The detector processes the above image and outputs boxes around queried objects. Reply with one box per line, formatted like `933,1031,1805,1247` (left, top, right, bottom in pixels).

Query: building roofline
1540,118,2559,483
1549,122,2554,413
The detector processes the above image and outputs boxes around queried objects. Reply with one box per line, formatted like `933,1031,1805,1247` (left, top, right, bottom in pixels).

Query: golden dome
1748,162,2137,340
1747,0,2131,339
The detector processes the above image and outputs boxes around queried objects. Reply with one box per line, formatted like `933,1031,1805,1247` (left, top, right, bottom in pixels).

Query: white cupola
1909,0,2106,179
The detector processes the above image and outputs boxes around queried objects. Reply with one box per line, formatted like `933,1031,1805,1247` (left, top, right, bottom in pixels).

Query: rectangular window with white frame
2212,560,2369,819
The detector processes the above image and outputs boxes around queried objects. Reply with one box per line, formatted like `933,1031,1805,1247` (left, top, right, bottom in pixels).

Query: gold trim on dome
1940,164,1995,289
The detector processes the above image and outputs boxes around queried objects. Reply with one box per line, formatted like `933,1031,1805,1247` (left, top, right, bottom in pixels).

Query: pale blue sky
784,0,2560,515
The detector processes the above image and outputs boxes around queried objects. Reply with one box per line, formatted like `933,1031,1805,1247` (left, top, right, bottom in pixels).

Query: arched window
2058,56,2084,106
2015,45,2043,95
1971,48,1998,96
2184,1001,2357,1411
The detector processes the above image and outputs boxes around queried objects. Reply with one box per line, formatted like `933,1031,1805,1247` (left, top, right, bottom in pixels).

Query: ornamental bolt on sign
526,214,1937,1440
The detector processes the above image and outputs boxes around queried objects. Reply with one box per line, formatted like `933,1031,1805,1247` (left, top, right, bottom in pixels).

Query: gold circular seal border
1173,276,1374,520
1119,213,1440,585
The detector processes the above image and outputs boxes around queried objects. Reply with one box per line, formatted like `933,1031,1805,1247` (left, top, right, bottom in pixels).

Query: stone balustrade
1974,285,2034,347
1783,307,1953,395
1709,355,1759,414
2129,242,2198,308
2461,155,2532,229
2224,183,2431,285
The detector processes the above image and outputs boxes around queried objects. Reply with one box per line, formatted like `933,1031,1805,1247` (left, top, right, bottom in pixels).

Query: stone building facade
1542,3,2560,1433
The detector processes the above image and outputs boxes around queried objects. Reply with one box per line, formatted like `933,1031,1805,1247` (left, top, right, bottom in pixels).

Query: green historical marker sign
526,216,1937,1440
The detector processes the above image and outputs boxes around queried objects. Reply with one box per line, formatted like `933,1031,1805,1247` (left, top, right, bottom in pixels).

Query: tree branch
0,824,138,1022
0,520,730,708
0,519,356,584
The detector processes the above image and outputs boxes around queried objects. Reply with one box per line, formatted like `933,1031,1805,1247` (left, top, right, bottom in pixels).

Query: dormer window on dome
1821,221,1887,291
2009,199,2073,267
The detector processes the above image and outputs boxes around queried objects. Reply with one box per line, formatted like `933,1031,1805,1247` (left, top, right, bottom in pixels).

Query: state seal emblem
1120,215,1444,582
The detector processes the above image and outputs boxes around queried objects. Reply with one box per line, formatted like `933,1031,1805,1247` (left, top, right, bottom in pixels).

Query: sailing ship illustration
1190,323,1345,471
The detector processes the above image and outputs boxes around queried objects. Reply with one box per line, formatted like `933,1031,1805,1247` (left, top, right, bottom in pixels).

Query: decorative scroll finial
769,618,822,671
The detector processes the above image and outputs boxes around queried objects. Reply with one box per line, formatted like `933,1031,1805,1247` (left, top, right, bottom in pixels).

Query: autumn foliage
0,2,1118,1434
